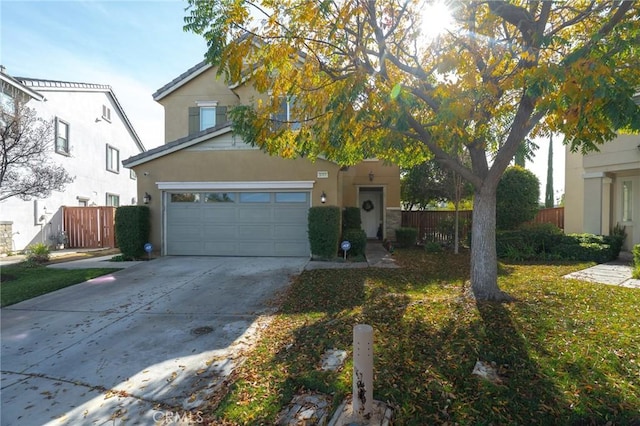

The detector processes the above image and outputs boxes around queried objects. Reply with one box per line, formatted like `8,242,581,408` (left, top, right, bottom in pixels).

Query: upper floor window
102,105,112,122
200,107,216,130
188,101,227,135
106,144,120,173
130,169,137,180
55,117,70,155
273,96,301,130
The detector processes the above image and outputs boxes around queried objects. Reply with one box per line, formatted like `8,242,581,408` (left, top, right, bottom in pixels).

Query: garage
166,190,310,256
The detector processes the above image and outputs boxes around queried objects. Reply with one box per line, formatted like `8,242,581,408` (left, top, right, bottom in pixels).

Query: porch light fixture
143,192,152,204
320,191,327,204
369,171,374,182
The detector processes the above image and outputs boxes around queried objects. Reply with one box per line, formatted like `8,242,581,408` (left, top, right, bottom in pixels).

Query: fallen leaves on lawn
201,249,640,425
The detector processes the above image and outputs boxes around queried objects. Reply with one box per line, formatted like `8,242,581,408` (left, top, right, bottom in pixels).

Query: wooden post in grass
353,324,373,420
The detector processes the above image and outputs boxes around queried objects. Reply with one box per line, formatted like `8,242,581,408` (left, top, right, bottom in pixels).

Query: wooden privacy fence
529,207,564,228
401,207,564,244
402,210,473,244
63,206,116,249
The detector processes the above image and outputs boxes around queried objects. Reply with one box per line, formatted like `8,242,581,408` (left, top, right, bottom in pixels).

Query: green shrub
115,206,150,259
26,242,50,264
308,206,341,259
395,227,418,248
633,244,640,279
342,228,367,257
496,223,564,260
496,226,622,263
424,241,443,253
496,166,540,230
342,207,362,230
549,233,621,263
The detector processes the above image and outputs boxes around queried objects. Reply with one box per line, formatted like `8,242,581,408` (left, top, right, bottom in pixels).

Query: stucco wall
564,146,585,234
131,148,341,250
340,160,401,208
158,68,241,143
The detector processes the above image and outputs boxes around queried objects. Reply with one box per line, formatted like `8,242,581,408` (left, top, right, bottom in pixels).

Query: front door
359,188,383,238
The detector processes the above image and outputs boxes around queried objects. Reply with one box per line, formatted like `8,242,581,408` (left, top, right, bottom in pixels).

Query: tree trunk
470,186,513,301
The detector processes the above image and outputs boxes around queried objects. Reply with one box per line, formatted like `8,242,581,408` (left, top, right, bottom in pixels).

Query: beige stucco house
123,61,401,257
564,131,640,251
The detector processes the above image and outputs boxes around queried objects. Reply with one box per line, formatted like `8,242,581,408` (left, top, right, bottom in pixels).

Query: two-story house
123,60,402,257
564,126,640,251
0,68,145,252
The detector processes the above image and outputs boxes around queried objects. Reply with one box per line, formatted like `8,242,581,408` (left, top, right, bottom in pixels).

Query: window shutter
188,107,199,135
216,106,227,126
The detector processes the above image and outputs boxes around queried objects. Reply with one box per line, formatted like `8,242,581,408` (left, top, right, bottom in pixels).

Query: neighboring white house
0,69,145,252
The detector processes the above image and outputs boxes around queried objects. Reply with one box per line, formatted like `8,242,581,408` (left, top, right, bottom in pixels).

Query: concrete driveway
1,256,307,425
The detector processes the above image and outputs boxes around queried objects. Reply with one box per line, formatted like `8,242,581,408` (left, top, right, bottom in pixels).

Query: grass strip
1,263,121,307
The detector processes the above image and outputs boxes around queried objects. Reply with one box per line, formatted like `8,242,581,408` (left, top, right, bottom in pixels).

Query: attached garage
162,183,312,257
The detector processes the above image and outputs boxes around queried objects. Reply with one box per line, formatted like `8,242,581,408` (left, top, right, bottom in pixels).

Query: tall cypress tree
545,135,554,208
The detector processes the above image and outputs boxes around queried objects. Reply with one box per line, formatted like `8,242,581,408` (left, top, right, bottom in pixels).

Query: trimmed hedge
342,228,367,257
496,223,625,263
308,206,341,259
343,207,362,230
395,227,418,248
115,206,150,259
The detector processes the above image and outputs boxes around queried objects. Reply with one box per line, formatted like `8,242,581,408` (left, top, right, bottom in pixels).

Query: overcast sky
0,0,564,202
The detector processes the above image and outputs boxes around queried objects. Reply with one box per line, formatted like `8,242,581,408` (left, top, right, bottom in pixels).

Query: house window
106,193,120,207
188,102,227,135
273,96,301,130
239,192,270,203
200,107,216,130
102,105,111,122
622,181,632,222
55,117,70,155
171,193,201,203
106,144,119,173
130,169,137,180
77,197,89,206
275,192,307,203
204,192,235,203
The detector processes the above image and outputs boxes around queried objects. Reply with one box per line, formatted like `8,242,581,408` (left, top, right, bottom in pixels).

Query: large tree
185,1,640,300
0,103,73,201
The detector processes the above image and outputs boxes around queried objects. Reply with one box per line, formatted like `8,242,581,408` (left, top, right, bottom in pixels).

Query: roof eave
152,61,213,102
123,125,233,168
0,74,44,101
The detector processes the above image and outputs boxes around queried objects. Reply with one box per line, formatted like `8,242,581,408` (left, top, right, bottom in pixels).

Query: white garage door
166,191,310,256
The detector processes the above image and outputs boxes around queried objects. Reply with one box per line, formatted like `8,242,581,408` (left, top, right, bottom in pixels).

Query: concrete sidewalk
564,253,640,289
46,255,145,270
564,262,640,288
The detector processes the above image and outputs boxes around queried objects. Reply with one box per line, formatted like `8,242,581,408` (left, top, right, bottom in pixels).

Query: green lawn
0,263,121,307
202,249,640,425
